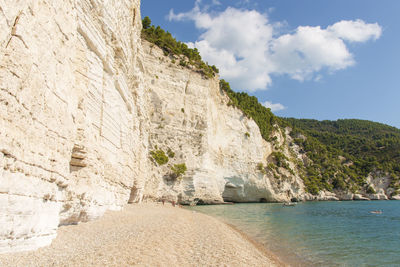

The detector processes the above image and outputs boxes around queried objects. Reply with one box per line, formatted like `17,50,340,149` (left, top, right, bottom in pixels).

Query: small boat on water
370,210,383,214
283,202,296,207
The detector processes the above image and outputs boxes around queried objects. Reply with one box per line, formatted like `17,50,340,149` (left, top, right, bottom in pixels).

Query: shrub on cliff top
142,16,151,29
141,16,218,78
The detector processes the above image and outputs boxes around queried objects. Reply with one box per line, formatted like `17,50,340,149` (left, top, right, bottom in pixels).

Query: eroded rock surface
0,0,149,253
141,41,307,204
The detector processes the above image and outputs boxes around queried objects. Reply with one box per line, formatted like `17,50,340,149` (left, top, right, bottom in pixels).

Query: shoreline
218,216,314,267
0,203,283,266
224,223,287,267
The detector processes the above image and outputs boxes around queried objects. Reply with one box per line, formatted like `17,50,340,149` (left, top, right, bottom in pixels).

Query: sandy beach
0,203,284,267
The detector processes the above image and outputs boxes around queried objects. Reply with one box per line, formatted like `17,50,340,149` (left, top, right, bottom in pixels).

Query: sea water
187,201,400,266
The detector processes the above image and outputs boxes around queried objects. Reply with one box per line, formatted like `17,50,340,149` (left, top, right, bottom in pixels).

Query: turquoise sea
187,201,400,266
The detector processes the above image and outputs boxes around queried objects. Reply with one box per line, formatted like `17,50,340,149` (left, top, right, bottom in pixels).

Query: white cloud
271,25,355,81
328,19,382,42
212,0,221,6
168,4,382,91
263,101,286,112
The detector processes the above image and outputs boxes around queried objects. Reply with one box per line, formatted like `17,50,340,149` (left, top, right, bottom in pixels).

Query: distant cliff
1,0,399,254
284,118,400,200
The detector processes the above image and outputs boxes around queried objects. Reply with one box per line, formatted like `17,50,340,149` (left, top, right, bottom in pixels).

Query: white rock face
0,0,149,253
391,195,400,200
316,191,340,201
353,194,370,201
141,41,307,204
366,174,391,196
338,193,355,201
368,194,388,200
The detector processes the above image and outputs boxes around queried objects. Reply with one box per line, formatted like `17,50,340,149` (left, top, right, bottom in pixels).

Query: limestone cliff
0,0,149,253
141,40,307,204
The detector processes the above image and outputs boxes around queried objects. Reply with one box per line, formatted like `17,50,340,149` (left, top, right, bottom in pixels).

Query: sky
141,0,400,128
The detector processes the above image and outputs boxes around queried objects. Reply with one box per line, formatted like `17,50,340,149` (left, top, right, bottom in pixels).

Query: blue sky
141,0,400,128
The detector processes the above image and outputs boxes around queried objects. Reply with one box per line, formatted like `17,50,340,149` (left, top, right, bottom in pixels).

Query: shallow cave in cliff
222,181,243,202
193,198,206,205
128,186,140,203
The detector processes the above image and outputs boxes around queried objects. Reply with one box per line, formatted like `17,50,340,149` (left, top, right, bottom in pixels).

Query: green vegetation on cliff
171,163,187,179
141,16,218,78
150,149,169,165
219,80,400,195
220,79,279,139
285,118,400,195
